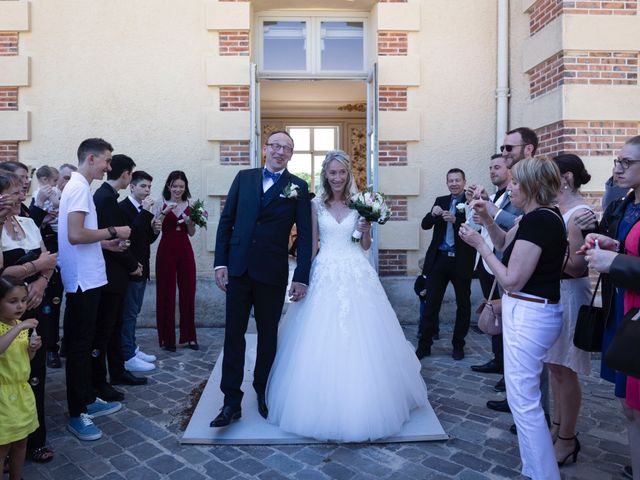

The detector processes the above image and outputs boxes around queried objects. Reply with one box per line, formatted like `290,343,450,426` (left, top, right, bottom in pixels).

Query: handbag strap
487,277,498,301
588,274,602,307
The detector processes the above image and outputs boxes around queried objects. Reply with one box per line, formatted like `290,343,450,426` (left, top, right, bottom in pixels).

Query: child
32,165,60,214
0,276,41,480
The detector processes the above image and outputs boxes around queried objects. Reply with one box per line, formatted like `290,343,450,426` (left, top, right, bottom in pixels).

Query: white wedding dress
266,198,428,442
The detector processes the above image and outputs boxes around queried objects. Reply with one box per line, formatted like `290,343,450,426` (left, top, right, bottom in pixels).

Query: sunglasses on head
499,144,527,153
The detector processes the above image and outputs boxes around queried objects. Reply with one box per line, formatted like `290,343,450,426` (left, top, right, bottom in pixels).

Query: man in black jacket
93,154,146,402
119,171,161,372
416,168,476,361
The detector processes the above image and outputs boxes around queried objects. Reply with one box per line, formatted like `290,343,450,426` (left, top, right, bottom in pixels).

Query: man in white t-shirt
58,138,131,441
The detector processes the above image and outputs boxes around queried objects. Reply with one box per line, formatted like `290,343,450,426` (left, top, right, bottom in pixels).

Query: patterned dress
0,320,38,444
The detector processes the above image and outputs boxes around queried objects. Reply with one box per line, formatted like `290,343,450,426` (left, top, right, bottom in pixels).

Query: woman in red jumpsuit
155,171,198,351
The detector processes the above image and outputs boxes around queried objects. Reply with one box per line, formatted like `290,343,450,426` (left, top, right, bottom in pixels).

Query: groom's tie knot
263,169,282,183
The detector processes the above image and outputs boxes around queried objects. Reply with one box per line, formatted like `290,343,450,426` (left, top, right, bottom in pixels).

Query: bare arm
563,208,589,278
311,201,320,259
67,211,129,245
0,318,37,355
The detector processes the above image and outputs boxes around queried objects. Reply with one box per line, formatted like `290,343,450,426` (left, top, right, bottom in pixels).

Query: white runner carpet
181,334,448,445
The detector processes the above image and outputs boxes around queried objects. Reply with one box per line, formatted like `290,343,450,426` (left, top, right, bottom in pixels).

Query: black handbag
604,307,640,378
573,275,605,352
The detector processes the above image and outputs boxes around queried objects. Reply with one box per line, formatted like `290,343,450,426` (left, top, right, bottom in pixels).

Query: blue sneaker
67,413,102,441
87,398,122,418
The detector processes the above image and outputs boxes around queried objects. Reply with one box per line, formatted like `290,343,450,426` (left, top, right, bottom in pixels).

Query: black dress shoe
187,342,199,351
493,377,506,392
210,405,241,427
257,394,268,419
509,423,517,435
111,370,148,386
415,341,431,359
486,398,511,413
163,345,176,352
452,346,464,361
95,384,125,402
46,351,62,368
470,359,503,374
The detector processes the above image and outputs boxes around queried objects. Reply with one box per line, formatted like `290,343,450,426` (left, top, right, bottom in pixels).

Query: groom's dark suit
215,167,312,408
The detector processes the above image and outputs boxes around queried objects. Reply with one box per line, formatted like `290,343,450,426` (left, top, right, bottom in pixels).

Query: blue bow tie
263,169,282,182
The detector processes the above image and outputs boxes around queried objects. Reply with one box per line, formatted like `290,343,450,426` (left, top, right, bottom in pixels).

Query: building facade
1,0,638,276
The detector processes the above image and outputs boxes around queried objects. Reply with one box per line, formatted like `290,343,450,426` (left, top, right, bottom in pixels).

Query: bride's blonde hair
320,150,357,206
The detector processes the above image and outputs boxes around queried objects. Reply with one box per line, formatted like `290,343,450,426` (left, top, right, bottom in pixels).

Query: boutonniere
280,182,300,199
455,203,466,213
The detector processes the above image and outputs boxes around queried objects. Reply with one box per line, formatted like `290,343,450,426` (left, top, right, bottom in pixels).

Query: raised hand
431,205,443,217
578,233,618,254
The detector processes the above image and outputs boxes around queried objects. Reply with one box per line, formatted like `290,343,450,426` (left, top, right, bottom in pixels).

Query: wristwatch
107,226,118,240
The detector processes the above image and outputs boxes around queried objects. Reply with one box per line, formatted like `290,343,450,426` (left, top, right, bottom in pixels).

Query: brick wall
379,142,408,166
386,195,408,221
378,87,407,111
0,32,18,55
0,142,18,163
220,141,250,165
530,0,637,35
378,249,407,276
219,86,249,111
377,32,407,56
536,120,640,156
218,31,249,56
0,87,18,110
529,51,638,98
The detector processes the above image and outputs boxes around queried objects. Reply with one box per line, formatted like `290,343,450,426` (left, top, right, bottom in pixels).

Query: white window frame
286,125,340,193
256,11,368,79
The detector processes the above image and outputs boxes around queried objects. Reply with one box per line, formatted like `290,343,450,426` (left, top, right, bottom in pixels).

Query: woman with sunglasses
580,135,640,480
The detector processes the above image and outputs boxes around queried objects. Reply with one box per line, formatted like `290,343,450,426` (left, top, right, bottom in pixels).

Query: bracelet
39,273,50,282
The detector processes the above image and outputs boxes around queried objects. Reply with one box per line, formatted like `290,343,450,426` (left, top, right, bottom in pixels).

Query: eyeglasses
613,157,640,170
266,143,293,155
499,144,527,153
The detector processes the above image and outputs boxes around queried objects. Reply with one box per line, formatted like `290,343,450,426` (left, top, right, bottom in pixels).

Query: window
286,126,339,192
258,13,367,77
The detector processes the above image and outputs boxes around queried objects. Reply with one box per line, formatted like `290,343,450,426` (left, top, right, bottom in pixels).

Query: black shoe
470,359,503,374
257,394,268,419
509,423,517,435
623,465,633,479
163,345,176,352
486,398,511,413
557,434,581,466
210,405,241,428
493,377,506,392
452,347,464,361
46,351,62,368
187,341,199,351
111,370,148,386
415,342,431,359
95,384,125,402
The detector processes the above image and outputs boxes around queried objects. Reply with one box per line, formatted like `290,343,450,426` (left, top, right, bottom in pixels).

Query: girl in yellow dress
0,276,41,480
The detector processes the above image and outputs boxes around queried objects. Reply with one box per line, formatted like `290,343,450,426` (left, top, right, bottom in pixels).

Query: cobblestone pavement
23,325,631,480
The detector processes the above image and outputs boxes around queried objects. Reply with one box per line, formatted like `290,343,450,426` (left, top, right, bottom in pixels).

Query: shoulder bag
573,275,605,352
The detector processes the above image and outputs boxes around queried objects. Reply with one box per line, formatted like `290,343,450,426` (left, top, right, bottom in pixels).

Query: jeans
121,280,147,361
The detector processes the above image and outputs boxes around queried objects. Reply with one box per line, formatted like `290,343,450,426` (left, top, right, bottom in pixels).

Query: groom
211,130,312,427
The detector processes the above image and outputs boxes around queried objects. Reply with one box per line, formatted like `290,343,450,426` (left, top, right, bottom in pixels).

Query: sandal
30,446,54,463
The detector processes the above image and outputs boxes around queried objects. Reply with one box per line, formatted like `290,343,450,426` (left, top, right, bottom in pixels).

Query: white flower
456,203,466,213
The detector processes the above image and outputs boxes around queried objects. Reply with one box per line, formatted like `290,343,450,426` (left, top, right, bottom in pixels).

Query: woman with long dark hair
155,171,197,351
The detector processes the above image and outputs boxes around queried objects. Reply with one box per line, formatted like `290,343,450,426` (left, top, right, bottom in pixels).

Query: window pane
320,22,363,72
263,21,307,71
288,153,312,187
314,128,336,151
289,128,310,151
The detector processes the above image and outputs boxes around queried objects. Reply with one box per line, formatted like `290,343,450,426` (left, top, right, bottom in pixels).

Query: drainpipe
496,0,510,151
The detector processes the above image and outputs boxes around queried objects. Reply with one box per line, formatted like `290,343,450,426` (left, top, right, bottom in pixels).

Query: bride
266,150,428,442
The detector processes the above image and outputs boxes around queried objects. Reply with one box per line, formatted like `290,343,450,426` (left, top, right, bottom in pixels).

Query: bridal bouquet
188,199,209,229
348,187,392,242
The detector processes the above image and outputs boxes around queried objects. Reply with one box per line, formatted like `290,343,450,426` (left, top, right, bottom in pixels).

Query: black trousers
419,252,471,347
26,303,48,450
92,290,126,388
45,268,63,353
64,287,101,417
477,261,504,366
220,273,286,408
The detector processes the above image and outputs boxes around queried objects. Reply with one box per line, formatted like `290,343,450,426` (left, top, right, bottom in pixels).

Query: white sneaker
124,356,155,372
135,347,156,363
